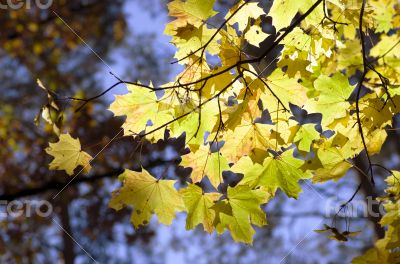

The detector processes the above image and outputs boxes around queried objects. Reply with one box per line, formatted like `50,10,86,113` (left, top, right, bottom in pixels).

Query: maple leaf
180,184,221,233
304,135,354,183
260,68,308,110
172,24,221,60
180,144,229,188
45,134,92,176
370,35,400,59
304,73,355,127
384,171,400,197
293,123,320,152
202,69,237,97
277,52,312,78
220,122,275,163
212,185,268,244
170,99,219,148
245,24,269,47
165,0,217,34
225,0,265,32
109,83,171,137
109,169,185,228
269,0,324,32
312,161,353,183
370,0,396,33
233,149,311,198
222,86,264,130
218,25,244,67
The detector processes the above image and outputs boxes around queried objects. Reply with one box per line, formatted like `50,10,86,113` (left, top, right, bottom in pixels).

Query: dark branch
355,0,374,185
0,169,124,201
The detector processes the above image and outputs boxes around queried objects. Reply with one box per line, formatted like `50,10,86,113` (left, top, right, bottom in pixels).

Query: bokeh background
1,0,398,263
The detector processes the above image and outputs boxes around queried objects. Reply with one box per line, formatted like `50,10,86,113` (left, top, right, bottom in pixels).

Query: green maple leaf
233,149,311,198
180,184,221,233
304,73,354,126
309,137,354,183
293,123,320,152
171,100,218,148
109,169,185,228
212,185,268,244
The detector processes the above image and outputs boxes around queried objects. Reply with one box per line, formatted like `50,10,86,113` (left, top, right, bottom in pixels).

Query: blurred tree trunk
60,198,75,264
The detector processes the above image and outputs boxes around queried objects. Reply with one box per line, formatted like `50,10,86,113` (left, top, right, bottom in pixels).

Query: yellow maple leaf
245,24,269,47
45,133,92,176
164,0,217,35
109,83,172,138
180,144,229,188
226,0,265,32
220,121,275,163
172,24,221,61
109,169,185,228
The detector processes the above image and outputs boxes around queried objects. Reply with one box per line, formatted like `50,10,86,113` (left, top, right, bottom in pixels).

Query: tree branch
0,169,123,201
355,0,374,184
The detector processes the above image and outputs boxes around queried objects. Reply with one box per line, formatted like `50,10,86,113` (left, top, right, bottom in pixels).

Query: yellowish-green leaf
269,0,303,32
171,99,219,148
304,73,354,127
233,150,311,198
109,84,171,136
180,184,221,233
109,169,185,228
226,1,265,32
172,24,221,61
181,144,229,188
165,0,217,34
45,133,92,176
293,123,320,152
220,120,275,163
245,25,269,47
213,185,268,244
